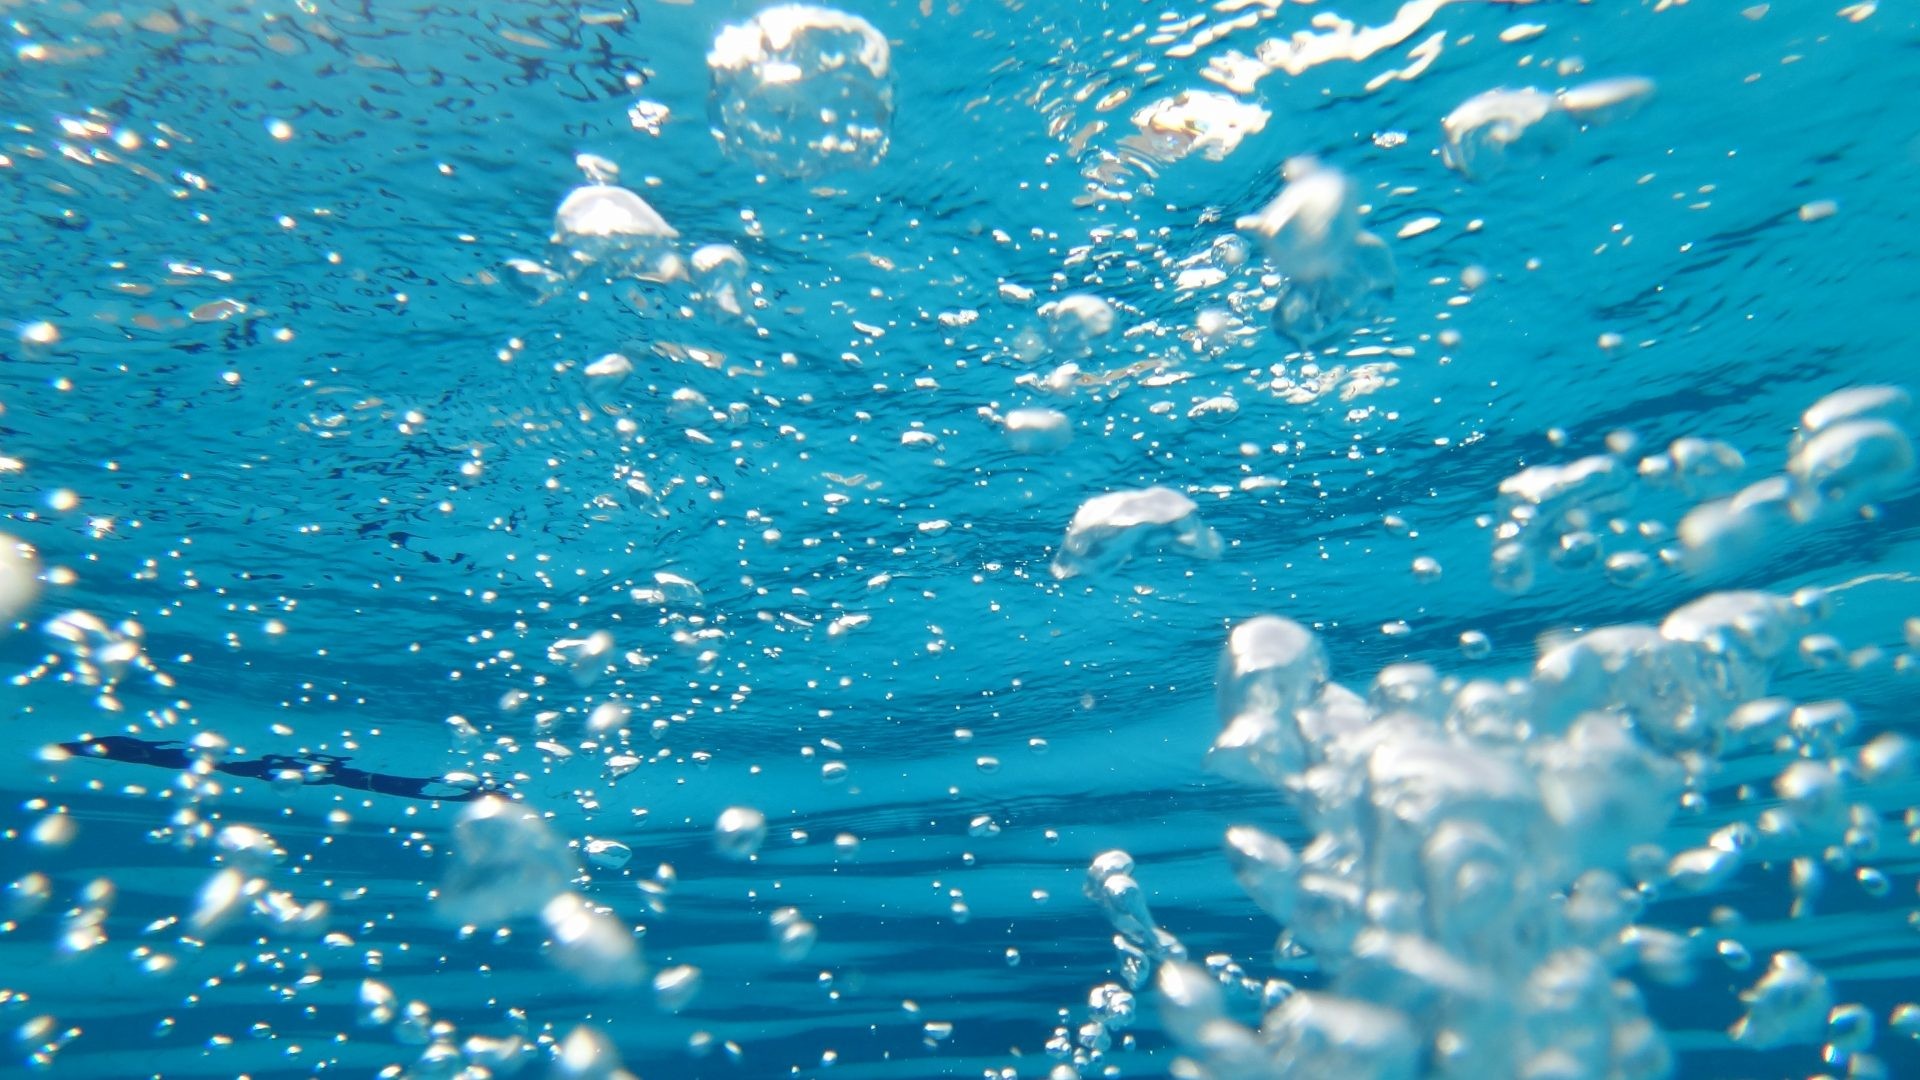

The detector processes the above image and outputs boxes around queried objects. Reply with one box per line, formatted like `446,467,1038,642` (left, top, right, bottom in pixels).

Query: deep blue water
2,1,1918,1077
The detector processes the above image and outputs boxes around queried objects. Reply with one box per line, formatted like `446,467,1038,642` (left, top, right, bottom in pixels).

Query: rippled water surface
2,1,1919,1078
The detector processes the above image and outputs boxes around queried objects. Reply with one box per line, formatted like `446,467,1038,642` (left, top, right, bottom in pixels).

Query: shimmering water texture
1,1,1918,1079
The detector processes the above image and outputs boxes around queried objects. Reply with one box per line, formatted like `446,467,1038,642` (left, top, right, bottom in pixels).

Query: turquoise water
2,0,1918,1077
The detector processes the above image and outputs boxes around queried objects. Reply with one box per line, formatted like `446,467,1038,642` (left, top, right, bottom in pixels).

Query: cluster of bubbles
1047,389,1920,1079
528,7,900,314
371,788,703,1075
356,985,653,1080
1490,386,1915,594
390,17,1920,1075
18,729,343,1072
314,14,1916,1071
1686,387,1917,568
526,153,757,324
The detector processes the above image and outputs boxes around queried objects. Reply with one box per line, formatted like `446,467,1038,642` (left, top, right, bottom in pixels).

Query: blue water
2,0,1918,1077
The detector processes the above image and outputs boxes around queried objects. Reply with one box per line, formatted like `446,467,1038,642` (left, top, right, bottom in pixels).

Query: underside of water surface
1,1,1918,1078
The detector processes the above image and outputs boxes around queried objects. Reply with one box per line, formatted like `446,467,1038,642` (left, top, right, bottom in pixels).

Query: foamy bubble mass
1108,552,1913,1077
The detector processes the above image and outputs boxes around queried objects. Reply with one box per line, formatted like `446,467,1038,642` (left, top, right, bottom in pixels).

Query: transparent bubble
770,907,818,961
550,629,615,687
554,1025,627,1079
1604,550,1655,588
0,534,41,625
501,256,568,303
1859,733,1914,781
1667,846,1740,893
189,867,248,936
1223,825,1299,922
690,243,750,317
1236,157,1394,346
1459,630,1493,659
584,839,632,870
1374,661,1443,718
440,797,579,926
1666,436,1747,496
583,353,634,381
1890,1003,1920,1039
357,979,397,1027
1489,541,1535,594
1441,88,1569,179
1558,76,1657,123
542,892,644,988
1730,952,1833,1049
1089,871,1159,952
714,806,767,860
552,183,679,278
1043,294,1116,352
1677,475,1796,571
1218,616,1329,721
654,964,701,1012
1003,407,1072,453
1051,487,1223,580
1800,385,1912,437
707,5,893,177
1787,418,1914,520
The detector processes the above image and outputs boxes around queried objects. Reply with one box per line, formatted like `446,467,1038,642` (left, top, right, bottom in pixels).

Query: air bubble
440,797,579,927
714,807,768,860
1003,408,1072,453
552,184,679,278
1051,487,1222,580
707,5,893,177
1441,88,1568,178
1237,158,1395,346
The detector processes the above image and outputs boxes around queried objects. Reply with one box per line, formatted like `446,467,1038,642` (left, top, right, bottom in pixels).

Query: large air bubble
707,5,894,177
1236,157,1394,347
1051,487,1223,580
552,183,680,279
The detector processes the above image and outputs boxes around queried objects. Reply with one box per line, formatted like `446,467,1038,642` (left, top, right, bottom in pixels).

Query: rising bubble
707,5,894,177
